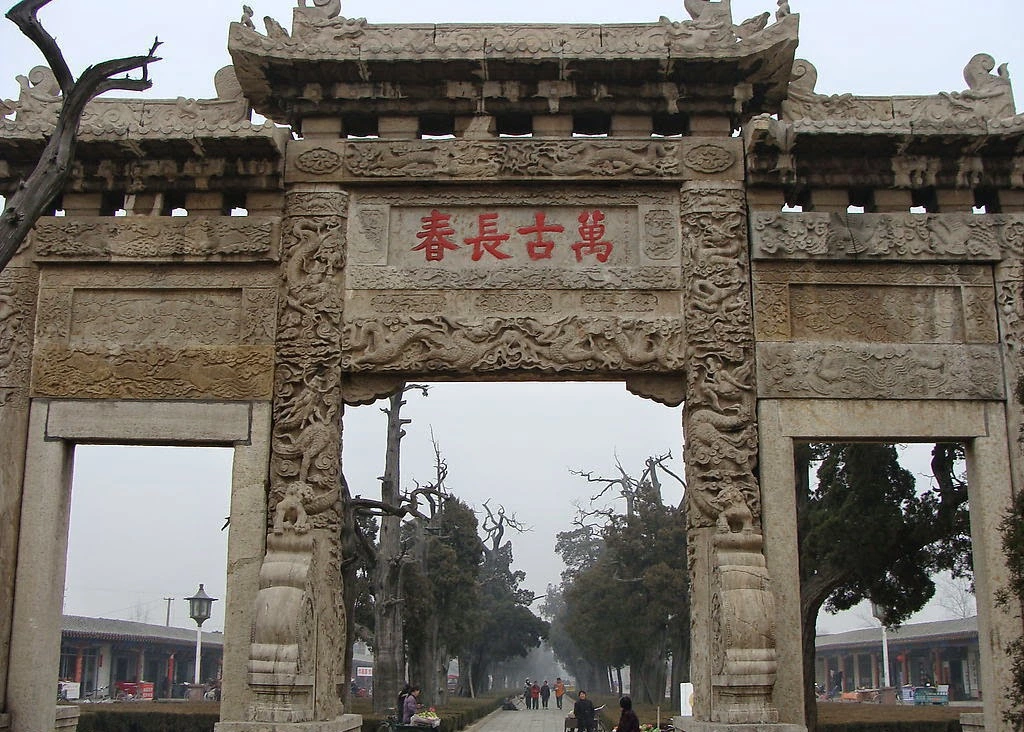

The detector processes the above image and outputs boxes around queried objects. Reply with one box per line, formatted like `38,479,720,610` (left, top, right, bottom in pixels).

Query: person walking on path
531,681,541,709
615,697,640,732
574,690,596,732
554,678,565,710
540,681,551,709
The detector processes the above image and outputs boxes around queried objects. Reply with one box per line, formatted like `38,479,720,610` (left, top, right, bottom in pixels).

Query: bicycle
80,685,111,703
377,709,402,732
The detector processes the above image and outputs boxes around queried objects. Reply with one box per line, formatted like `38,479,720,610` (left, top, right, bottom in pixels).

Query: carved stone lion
273,482,313,535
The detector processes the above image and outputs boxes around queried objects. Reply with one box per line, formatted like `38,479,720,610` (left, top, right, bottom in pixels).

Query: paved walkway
465,699,575,732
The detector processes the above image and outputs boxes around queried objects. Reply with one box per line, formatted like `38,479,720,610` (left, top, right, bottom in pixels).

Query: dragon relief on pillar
681,183,778,724
247,190,348,724
681,184,760,530
996,220,1024,499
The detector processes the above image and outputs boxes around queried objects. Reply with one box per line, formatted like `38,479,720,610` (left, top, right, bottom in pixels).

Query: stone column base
216,714,362,732
55,705,81,730
676,718,804,732
959,712,985,732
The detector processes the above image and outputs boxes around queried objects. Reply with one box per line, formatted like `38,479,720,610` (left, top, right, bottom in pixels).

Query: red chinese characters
572,211,613,263
516,212,565,261
411,208,613,264
464,213,512,261
412,209,459,262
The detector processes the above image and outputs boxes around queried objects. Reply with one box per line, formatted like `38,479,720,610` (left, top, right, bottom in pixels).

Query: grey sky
2,0,1012,634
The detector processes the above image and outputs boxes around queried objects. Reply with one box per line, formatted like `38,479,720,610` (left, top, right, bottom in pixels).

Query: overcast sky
2,0,1012,635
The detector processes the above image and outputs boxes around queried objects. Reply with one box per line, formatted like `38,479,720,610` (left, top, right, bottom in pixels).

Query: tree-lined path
464,703,572,732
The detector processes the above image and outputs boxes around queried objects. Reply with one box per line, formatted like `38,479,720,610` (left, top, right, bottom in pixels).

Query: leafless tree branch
0,0,162,272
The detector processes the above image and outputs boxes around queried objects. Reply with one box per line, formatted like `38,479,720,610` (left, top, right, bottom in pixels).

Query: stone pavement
464,699,578,732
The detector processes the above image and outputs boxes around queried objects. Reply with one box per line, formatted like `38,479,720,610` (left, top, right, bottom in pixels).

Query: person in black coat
616,696,640,732
574,690,596,732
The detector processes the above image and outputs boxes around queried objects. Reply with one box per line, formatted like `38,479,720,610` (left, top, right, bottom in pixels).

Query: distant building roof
816,616,977,650
62,615,223,647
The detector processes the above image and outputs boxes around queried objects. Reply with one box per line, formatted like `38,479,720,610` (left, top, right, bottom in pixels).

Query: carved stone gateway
0,2,1023,732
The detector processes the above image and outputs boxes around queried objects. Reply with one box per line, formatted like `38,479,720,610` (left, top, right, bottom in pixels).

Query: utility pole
164,597,174,626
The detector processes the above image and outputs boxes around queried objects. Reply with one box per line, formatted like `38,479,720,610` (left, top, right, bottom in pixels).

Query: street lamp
870,602,891,688
186,584,217,687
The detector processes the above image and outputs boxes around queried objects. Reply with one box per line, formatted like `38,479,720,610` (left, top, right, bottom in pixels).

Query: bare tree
0,0,161,271
936,574,976,619
366,385,428,713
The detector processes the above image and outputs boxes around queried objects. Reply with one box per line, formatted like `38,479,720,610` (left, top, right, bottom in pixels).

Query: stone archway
1,3,1022,732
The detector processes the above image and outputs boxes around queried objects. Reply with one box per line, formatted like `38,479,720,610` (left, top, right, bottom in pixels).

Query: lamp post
186,584,217,687
870,602,891,688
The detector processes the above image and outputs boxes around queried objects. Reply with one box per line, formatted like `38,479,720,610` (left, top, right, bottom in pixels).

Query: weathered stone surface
756,343,1004,399
252,188,349,725
31,345,275,400
751,212,1019,261
229,7,799,123
341,315,685,374
286,138,741,182
680,181,778,725
2,66,258,136
782,55,1016,128
32,216,281,261
753,262,999,344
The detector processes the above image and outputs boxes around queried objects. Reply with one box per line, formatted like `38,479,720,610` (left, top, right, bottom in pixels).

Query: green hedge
819,724,961,732
74,693,508,732
76,710,219,732
360,693,510,732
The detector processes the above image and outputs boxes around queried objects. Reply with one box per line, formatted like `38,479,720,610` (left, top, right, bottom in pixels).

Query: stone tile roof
816,616,977,650
62,615,224,647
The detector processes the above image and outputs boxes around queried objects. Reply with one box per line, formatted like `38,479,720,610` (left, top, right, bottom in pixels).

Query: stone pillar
680,182,793,732
992,228,1024,729
221,402,274,720
5,402,75,732
217,188,359,732
0,245,39,725
965,402,1020,731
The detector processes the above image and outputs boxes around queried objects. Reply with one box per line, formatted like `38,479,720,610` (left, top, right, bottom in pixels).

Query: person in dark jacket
540,680,551,709
616,696,640,732
574,690,596,732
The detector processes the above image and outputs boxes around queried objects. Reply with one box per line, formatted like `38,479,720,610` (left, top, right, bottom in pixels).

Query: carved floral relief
756,343,1004,400
339,140,687,180
32,346,274,400
0,268,37,386
751,212,1010,261
32,217,281,261
346,265,679,291
341,315,685,373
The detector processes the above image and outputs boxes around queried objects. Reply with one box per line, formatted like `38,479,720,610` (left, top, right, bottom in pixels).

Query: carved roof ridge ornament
233,1,795,57
228,2,799,125
0,64,274,137
781,55,1017,128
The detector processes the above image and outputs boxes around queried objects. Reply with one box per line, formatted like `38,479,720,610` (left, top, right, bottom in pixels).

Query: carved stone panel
753,262,998,344
756,343,1004,400
751,212,1021,262
32,346,275,400
287,138,742,183
31,216,281,262
341,314,685,375
345,188,681,290
30,269,278,401
0,268,37,387
680,181,778,725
